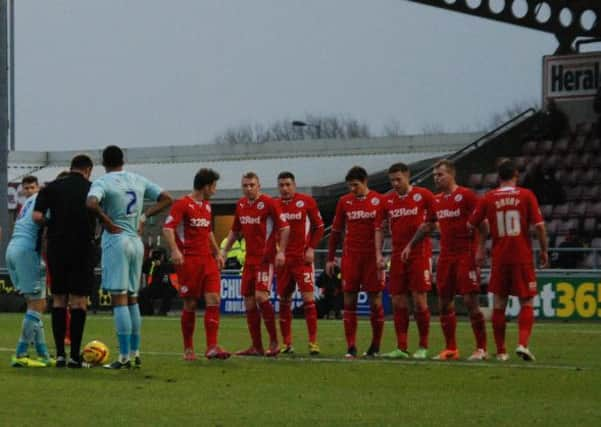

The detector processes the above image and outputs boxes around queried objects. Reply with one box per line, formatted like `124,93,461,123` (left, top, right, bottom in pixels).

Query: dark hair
102,145,124,168
242,171,259,181
497,158,517,181
277,171,295,181
21,175,38,186
434,159,456,174
345,166,368,182
193,168,220,190
70,154,93,170
388,162,409,175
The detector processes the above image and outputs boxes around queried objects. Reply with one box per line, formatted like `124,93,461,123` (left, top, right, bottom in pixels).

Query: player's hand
105,221,123,234
539,251,549,269
400,245,411,263
304,247,315,264
376,254,386,270
475,246,486,267
137,220,145,236
325,261,336,277
215,252,225,270
171,248,184,265
275,250,285,268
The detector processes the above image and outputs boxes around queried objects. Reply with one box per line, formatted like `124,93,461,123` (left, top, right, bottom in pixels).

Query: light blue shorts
101,235,144,296
6,243,45,300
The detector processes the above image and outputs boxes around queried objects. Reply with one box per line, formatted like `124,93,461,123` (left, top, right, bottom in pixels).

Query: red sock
65,308,71,341
181,310,196,350
370,304,384,349
470,311,487,350
343,304,357,348
246,307,263,350
259,301,278,344
393,307,409,351
492,308,506,354
204,305,219,349
518,305,534,347
279,300,292,345
415,308,430,349
440,311,457,350
304,301,318,343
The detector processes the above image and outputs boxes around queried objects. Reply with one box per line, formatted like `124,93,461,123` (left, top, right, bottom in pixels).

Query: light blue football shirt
88,171,162,240
10,194,41,250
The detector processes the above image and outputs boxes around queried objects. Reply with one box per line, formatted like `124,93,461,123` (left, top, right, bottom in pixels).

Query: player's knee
204,293,220,306
53,294,67,307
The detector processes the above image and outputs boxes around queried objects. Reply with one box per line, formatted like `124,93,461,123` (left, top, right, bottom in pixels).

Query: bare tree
382,118,406,137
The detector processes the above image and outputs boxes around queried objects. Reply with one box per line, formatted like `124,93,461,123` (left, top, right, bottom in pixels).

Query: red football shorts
276,258,314,297
436,255,480,299
341,253,385,293
488,262,538,298
241,263,274,297
176,256,220,299
389,255,432,295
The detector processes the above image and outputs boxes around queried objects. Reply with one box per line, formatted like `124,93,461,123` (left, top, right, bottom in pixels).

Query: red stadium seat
468,173,483,189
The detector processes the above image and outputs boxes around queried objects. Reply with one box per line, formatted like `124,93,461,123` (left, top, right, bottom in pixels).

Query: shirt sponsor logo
389,207,418,218
436,208,461,219
190,218,211,227
296,200,305,208
240,216,261,224
346,210,376,220
413,193,422,202
283,212,302,221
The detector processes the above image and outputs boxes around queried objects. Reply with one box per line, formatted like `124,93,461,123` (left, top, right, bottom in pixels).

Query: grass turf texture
1,314,600,426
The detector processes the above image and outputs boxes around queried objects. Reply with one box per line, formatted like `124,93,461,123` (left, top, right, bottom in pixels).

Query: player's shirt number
496,210,521,237
126,191,137,217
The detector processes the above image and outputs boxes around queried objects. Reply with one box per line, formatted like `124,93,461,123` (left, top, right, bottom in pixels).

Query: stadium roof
8,132,481,202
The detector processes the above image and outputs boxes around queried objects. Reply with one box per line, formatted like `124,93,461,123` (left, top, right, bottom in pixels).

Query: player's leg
297,263,319,354
237,265,264,355
514,264,538,361
67,294,88,368
433,258,458,360
255,264,279,356
464,292,488,360
46,243,68,366
363,257,385,357
382,293,410,359
489,264,509,360
411,257,432,359
276,264,295,352
202,261,230,359
125,238,145,367
181,297,198,360
343,292,359,359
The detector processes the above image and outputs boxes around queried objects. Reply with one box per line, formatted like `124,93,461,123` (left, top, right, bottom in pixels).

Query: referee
33,154,96,368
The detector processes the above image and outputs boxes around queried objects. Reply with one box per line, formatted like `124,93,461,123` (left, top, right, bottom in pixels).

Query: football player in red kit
163,168,230,360
469,159,548,361
221,172,290,357
275,172,324,355
326,166,385,359
376,163,434,360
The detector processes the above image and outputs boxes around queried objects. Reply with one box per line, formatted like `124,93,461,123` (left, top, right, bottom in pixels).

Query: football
82,340,110,365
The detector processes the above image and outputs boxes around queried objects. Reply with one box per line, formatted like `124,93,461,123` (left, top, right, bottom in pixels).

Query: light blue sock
129,304,141,356
16,310,38,357
33,314,50,358
114,306,132,360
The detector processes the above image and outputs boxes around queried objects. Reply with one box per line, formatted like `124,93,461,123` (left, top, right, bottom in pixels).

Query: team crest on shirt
165,215,173,224
206,204,211,212
371,197,380,206
257,202,265,210
413,193,422,202
181,286,188,293
454,194,463,202
296,200,305,208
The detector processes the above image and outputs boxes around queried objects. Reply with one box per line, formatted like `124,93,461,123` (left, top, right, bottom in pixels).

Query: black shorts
47,241,96,296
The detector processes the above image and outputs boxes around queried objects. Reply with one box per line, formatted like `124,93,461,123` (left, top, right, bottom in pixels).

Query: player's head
345,166,368,196
193,168,220,199
21,176,39,197
70,154,94,180
102,145,124,170
388,162,410,194
277,171,296,200
241,171,261,200
497,158,518,184
433,159,456,192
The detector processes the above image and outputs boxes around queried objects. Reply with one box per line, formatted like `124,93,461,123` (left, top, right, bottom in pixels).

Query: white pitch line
0,347,587,371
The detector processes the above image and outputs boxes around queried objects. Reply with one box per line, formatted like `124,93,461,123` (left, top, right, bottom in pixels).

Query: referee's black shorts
47,240,96,297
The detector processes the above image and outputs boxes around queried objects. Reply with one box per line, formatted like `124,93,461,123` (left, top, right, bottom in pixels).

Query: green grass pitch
1,314,600,426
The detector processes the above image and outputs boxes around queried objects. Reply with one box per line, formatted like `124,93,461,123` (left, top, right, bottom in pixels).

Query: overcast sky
13,0,557,151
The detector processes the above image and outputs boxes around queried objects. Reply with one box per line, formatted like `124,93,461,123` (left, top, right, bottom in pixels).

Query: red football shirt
232,193,289,265
469,186,544,265
275,193,324,260
431,186,478,259
332,190,382,255
164,195,212,256
375,186,435,257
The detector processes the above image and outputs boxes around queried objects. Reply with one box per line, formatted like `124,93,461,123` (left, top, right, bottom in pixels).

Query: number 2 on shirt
126,191,137,217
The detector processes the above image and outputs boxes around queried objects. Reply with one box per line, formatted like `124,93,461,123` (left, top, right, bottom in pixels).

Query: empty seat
483,173,498,188
513,156,528,172
552,204,569,219
583,218,597,234
540,204,553,219
522,141,537,156
591,238,601,248
565,186,584,202
536,140,553,154
568,202,587,218
552,138,569,154
559,219,579,234
468,173,483,189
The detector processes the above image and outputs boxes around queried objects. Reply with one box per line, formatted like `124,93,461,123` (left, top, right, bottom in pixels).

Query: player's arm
209,232,225,269
32,187,49,225
220,230,241,259
305,199,325,264
326,200,344,277
142,191,173,220
534,223,549,268
86,196,122,234
162,201,184,264
400,221,436,262
374,203,387,270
